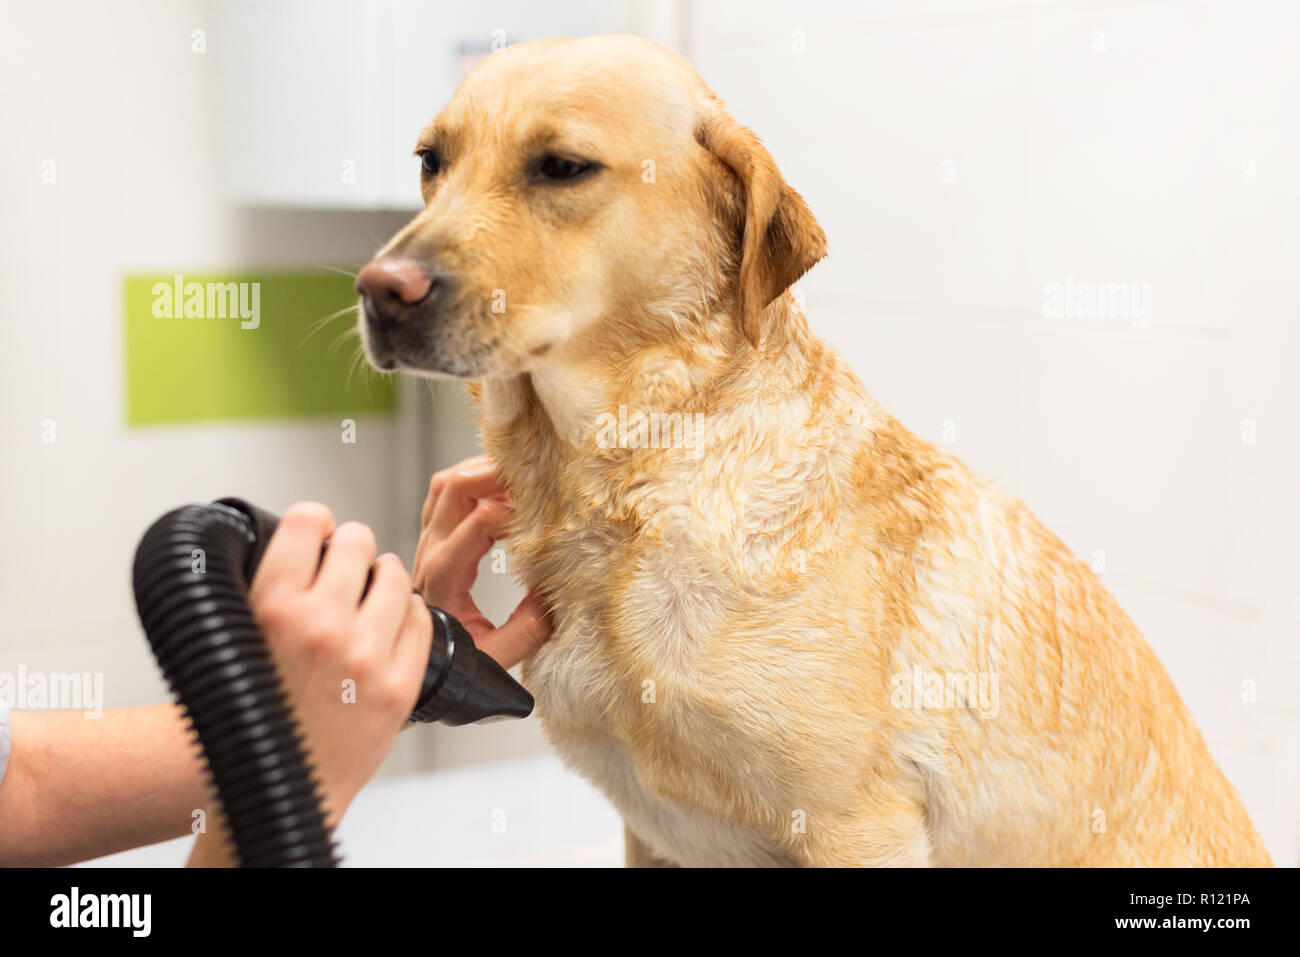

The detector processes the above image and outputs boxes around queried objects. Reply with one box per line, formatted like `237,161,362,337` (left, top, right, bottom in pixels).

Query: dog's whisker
361,354,384,397
345,343,376,394
356,223,386,247
300,303,360,349
326,325,360,359
313,264,361,280
309,302,360,330
344,348,360,393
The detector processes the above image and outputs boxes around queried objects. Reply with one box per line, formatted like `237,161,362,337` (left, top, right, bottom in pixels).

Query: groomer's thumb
479,589,552,670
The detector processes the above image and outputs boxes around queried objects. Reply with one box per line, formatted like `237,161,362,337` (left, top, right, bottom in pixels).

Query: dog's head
357,35,825,378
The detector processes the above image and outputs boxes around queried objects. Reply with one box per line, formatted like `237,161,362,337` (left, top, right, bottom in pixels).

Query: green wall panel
124,271,396,425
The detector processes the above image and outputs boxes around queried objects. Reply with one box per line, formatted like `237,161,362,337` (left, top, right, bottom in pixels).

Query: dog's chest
516,509,791,866
549,724,790,866
529,627,788,866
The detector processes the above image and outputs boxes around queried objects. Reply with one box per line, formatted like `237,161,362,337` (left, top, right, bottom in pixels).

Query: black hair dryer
132,497,533,866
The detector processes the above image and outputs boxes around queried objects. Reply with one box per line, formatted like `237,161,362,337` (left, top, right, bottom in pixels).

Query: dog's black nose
356,257,435,324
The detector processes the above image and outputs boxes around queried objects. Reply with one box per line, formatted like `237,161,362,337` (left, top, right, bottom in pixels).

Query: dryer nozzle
411,608,535,725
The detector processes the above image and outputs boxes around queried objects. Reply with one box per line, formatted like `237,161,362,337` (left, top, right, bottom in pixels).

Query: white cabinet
213,0,656,209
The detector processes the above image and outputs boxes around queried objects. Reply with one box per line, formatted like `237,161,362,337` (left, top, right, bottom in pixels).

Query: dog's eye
417,149,442,176
536,155,593,182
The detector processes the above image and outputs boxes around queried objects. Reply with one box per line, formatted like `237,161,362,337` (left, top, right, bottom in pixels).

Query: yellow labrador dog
357,35,1269,866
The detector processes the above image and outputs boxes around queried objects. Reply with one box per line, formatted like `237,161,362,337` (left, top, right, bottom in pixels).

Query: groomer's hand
414,455,551,669
190,503,431,866
252,504,432,821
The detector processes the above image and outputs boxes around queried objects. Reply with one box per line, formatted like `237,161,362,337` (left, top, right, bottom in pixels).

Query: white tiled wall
688,0,1299,863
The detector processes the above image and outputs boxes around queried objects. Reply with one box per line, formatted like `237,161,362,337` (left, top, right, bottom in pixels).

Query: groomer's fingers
420,454,495,525
473,589,551,671
421,455,493,526
314,521,377,607
444,601,496,644
443,497,512,567
424,459,507,542
358,553,415,645
416,498,511,598
250,502,335,599
392,593,434,705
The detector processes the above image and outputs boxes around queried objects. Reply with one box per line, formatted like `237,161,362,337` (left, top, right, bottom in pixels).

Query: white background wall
1,0,1294,865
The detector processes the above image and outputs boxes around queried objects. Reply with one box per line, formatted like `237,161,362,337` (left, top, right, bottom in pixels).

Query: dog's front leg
623,824,680,868
800,799,934,867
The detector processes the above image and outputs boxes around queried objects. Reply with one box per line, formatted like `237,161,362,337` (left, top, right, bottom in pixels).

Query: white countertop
75,754,624,868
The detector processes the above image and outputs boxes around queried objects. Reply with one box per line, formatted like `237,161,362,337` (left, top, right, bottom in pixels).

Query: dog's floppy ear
695,107,827,346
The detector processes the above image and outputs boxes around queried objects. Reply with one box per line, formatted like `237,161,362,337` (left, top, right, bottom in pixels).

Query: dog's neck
472,291,833,511
526,356,617,450
468,292,889,598
492,292,815,439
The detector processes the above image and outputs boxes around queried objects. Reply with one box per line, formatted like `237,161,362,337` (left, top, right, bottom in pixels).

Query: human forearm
187,824,237,867
0,703,206,866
